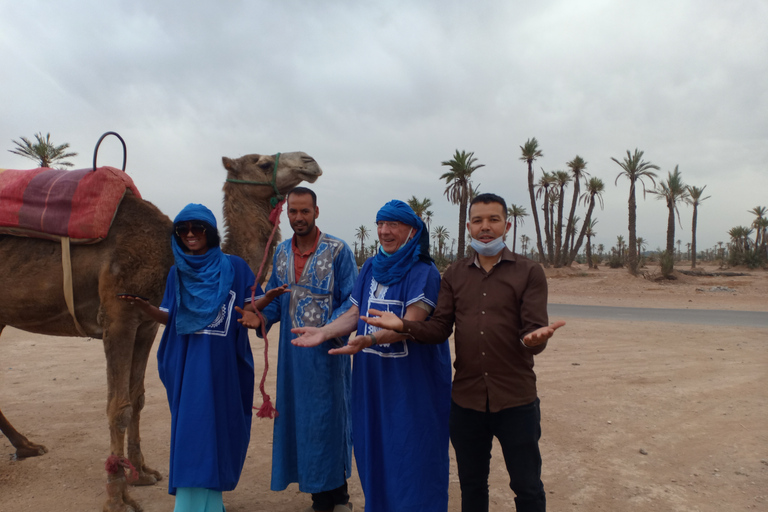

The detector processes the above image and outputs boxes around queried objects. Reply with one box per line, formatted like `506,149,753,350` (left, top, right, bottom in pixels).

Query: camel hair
0,151,322,512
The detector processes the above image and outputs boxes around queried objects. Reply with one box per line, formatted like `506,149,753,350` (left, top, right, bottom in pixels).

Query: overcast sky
2,0,766,258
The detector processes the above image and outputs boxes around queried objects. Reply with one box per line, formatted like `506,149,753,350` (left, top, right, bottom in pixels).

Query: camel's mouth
298,169,322,183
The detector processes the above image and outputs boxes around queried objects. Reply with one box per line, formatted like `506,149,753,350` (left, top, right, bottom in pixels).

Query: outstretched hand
361,309,404,332
328,335,373,355
236,306,262,329
291,326,327,347
523,320,566,347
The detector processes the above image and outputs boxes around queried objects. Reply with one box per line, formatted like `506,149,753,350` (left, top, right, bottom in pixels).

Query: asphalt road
548,303,768,327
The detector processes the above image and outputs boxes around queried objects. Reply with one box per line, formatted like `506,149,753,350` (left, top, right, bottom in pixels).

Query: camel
0,151,322,512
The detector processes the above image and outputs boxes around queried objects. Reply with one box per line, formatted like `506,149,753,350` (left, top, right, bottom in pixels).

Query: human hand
523,320,566,347
361,309,404,331
291,326,327,347
117,293,151,310
235,306,262,329
328,334,374,355
264,284,290,300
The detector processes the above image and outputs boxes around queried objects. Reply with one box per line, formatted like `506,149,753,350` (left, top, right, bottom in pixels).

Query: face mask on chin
469,236,506,257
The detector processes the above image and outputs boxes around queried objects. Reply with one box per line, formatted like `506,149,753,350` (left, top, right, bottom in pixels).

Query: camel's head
222,152,322,200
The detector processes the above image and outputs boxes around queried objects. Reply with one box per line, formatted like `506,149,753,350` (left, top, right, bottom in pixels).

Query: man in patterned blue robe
259,187,358,512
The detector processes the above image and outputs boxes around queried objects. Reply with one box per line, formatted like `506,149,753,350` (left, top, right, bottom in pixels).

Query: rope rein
243,153,283,419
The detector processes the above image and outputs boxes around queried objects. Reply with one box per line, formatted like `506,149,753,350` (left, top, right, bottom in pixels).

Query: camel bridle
225,152,284,208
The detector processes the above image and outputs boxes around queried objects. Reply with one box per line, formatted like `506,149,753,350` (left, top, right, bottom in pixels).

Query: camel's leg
125,320,162,485
102,318,143,512
0,325,49,459
0,407,48,459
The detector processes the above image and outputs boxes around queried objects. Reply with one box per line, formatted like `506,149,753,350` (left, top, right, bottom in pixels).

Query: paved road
548,303,768,327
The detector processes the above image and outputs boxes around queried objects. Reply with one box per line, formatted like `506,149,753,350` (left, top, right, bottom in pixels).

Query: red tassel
104,454,139,481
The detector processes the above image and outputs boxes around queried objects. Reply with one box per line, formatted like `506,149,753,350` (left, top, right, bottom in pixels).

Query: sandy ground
1,263,766,511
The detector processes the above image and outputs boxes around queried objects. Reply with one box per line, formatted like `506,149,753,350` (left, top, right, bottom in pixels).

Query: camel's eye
258,160,273,171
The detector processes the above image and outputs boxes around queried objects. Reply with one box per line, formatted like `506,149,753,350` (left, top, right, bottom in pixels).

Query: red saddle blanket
0,166,142,243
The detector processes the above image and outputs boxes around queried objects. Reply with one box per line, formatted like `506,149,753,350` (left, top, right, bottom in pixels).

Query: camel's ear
222,157,234,172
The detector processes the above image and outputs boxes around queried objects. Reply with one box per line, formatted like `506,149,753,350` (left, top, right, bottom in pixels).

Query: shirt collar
469,246,516,268
292,228,322,257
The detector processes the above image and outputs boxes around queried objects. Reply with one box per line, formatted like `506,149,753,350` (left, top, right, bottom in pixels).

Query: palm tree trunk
527,163,546,265
562,181,580,266
627,181,639,275
691,205,698,268
554,185,565,268
457,191,468,259
666,199,676,257
548,200,555,265
512,223,518,253
568,197,595,265
586,234,593,269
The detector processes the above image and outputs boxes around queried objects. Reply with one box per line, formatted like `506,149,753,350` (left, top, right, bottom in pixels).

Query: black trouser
449,398,545,512
311,480,349,511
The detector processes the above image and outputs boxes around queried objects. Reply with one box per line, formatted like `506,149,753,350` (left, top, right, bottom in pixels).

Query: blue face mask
470,236,507,256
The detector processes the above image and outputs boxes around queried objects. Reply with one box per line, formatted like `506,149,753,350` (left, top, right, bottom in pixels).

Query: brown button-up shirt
401,248,548,412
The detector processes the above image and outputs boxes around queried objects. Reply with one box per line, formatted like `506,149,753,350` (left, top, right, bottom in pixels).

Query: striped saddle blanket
0,166,142,243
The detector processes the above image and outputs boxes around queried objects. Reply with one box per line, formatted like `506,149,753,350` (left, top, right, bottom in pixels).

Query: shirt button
484,372,489,376
483,292,487,296
482,352,486,356
480,331,484,335
481,311,485,315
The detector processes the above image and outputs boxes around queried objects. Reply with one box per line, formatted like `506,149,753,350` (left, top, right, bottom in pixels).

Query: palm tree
432,225,450,259
424,210,434,234
562,155,588,265
9,132,78,169
616,235,626,262
507,204,528,253
355,225,370,259
520,234,530,257
441,150,485,259
535,170,556,263
650,166,688,259
552,170,572,267
520,138,546,265
685,185,711,268
569,177,605,265
636,237,647,266
406,196,433,221
748,206,767,247
584,219,597,268
612,148,659,275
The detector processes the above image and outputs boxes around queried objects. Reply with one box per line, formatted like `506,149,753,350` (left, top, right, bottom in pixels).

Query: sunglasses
175,224,207,237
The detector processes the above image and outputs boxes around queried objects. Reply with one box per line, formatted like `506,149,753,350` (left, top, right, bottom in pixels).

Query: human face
467,202,510,243
287,192,319,238
176,221,209,255
377,220,414,254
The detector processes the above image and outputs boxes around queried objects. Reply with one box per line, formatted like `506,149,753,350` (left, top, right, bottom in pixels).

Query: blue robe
350,259,452,512
260,233,358,493
157,255,256,494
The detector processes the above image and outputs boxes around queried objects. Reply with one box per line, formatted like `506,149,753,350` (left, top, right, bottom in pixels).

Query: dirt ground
1,263,766,511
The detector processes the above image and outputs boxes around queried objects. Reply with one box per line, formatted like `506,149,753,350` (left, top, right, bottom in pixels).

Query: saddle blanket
0,166,142,243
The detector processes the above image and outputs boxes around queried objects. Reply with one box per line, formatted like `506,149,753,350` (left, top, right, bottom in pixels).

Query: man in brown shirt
363,193,565,512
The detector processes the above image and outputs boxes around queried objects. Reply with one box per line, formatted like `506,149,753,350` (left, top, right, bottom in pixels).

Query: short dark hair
287,186,317,207
469,193,507,216
173,220,220,249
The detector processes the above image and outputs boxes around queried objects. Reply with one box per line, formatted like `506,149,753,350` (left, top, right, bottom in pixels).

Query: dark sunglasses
175,224,207,237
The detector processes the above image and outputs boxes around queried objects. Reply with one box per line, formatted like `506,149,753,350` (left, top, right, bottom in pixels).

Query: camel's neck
221,184,281,281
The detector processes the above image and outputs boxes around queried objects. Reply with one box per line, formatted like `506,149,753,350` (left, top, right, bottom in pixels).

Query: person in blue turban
291,199,452,512
121,203,266,512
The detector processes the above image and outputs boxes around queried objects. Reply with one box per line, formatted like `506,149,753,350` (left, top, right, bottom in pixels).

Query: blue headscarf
371,200,432,286
171,203,235,335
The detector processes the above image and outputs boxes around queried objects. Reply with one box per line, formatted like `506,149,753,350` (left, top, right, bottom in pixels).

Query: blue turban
171,203,235,335
371,200,431,286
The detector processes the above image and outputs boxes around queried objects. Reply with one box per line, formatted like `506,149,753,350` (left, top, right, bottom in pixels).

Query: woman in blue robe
123,203,261,512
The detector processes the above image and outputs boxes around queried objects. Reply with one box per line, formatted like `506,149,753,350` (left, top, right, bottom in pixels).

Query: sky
2,0,766,257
